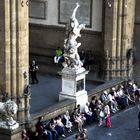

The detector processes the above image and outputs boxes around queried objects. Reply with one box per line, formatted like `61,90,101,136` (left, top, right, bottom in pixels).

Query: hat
119,85,124,89
129,82,132,85
112,87,115,91
103,91,108,94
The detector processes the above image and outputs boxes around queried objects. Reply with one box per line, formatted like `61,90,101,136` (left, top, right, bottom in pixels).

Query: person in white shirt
108,91,119,113
84,102,93,124
84,102,92,116
115,86,129,109
63,111,73,133
104,103,111,128
97,100,105,126
55,116,65,138
100,91,109,103
72,107,83,132
133,83,140,101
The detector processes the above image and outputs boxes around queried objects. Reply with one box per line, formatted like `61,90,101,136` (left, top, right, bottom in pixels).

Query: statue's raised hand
76,2,80,8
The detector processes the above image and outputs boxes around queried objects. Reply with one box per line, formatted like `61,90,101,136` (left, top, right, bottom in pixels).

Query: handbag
99,111,105,117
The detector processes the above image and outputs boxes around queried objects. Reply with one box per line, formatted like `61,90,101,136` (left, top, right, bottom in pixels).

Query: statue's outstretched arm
71,3,80,19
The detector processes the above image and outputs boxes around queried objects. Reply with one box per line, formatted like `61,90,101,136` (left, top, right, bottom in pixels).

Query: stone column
116,0,123,78
0,0,30,124
104,0,135,80
120,0,135,78
104,0,118,79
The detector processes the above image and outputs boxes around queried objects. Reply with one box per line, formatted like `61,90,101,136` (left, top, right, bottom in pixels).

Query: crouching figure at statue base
0,100,19,130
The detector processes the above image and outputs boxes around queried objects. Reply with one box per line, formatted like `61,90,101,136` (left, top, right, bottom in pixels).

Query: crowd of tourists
74,80,140,131
22,80,140,140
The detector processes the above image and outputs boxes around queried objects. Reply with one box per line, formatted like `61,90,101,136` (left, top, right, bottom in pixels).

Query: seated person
35,117,44,136
84,102,94,124
46,118,59,140
35,117,52,140
71,107,84,132
127,81,136,103
108,91,119,113
133,83,140,101
55,116,66,138
54,47,63,64
100,91,109,103
63,111,73,133
115,86,129,109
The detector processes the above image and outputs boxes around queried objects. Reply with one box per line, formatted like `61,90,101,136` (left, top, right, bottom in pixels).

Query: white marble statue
63,3,85,69
0,100,19,129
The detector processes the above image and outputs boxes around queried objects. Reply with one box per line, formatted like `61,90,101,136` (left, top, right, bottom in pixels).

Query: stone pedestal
0,121,19,130
59,67,88,110
0,127,22,140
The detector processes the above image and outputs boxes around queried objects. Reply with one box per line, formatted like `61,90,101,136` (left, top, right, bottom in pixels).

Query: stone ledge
30,79,126,128
0,127,22,140
0,127,22,135
31,99,76,126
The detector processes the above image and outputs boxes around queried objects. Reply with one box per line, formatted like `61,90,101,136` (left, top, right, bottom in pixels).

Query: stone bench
29,79,125,128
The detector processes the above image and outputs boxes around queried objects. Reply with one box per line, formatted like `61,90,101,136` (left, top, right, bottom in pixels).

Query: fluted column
104,0,135,80
0,0,30,124
104,0,118,79
116,0,123,77
120,0,135,78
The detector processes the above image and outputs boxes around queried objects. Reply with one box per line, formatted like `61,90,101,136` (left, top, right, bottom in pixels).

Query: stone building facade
29,0,137,80
0,0,139,128
29,0,104,77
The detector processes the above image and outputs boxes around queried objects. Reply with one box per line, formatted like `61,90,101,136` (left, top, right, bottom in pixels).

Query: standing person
54,47,63,64
29,60,38,84
22,129,29,140
138,110,140,130
104,102,111,128
97,100,105,126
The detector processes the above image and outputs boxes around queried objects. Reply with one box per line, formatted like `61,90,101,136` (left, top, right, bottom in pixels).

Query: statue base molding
0,121,19,130
0,126,22,140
